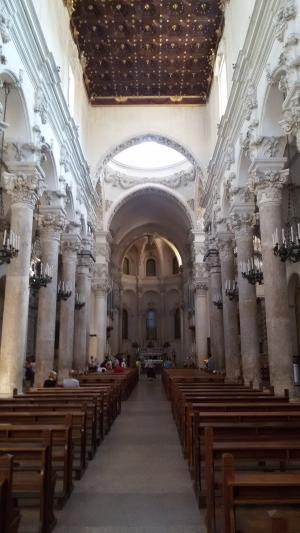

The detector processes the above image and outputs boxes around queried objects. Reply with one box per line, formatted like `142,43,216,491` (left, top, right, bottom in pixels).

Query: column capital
92,278,110,296
193,280,208,295
61,233,81,256
38,208,66,240
231,211,255,240
217,235,235,262
249,165,288,207
3,166,45,208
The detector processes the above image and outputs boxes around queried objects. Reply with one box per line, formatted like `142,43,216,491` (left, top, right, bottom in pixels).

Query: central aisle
55,376,205,533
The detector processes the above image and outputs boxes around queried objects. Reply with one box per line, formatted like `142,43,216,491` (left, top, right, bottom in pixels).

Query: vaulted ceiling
65,1,225,106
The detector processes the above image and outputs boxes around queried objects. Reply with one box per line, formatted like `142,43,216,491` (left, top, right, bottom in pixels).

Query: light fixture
240,235,264,285
75,292,85,309
212,290,223,310
57,280,72,301
29,258,53,290
225,280,239,301
272,136,300,262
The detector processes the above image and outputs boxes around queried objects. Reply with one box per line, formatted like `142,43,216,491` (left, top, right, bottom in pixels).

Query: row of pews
0,368,138,533
163,368,300,533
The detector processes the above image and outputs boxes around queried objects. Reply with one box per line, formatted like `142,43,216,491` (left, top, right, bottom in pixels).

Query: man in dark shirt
43,370,57,387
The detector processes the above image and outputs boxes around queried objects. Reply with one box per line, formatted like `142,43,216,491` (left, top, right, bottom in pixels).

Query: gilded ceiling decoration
65,1,225,105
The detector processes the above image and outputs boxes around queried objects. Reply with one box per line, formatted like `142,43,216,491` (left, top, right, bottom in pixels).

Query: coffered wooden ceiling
65,1,225,106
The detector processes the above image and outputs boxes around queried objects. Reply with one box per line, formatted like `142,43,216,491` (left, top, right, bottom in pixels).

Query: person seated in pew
207,354,216,373
43,370,57,387
97,364,107,373
63,370,80,388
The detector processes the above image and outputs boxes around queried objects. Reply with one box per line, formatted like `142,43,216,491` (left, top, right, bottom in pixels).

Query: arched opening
173,256,179,275
123,257,130,275
174,308,181,340
122,309,129,340
146,258,156,277
146,309,157,341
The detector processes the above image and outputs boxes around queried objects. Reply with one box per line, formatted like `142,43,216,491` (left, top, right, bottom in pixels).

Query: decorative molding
103,166,196,190
250,168,288,206
3,168,45,207
39,211,66,235
224,142,235,171
34,84,48,124
274,1,297,43
244,82,258,121
230,211,255,239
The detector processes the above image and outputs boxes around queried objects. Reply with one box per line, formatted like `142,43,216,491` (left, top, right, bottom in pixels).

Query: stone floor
53,374,205,533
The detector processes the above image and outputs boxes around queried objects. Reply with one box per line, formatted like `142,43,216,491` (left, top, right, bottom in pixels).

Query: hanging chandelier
29,203,53,290
272,136,300,263
240,235,264,285
0,228,20,264
225,280,239,301
212,290,223,310
75,292,85,309
57,280,72,301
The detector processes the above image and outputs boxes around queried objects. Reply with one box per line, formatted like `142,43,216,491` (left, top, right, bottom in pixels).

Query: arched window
122,309,128,339
174,308,181,339
146,258,156,276
146,309,157,340
172,256,179,274
123,257,130,275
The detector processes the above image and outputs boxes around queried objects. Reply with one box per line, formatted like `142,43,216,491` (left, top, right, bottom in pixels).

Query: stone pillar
73,254,92,370
231,206,261,386
110,283,120,356
250,155,294,393
218,233,242,381
194,281,208,366
206,251,225,370
58,233,80,379
93,280,109,362
0,168,44,394
35,210,65,386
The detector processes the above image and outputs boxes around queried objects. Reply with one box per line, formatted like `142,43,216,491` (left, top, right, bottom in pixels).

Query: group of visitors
43,369,80,388
89,354,128,373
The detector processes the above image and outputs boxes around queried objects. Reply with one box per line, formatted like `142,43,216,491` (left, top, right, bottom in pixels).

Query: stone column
73,254,92,370
218,233,242,381
110,283,120,356
93,280,109,362
206,251,225,370
194,281,208,366
35,209,65,386
231,206,261,387
0,168,44,394
250,155,294,393
58,233,80,379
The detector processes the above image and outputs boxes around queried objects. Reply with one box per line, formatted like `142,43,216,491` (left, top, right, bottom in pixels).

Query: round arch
0,70,32,143
93,133,205,186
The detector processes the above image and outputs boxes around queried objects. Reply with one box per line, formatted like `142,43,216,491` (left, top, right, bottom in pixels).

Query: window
146,309,157,340
123,257,130,275
122,309,128,339
146,258,156,276
174,308,181,339
172,256,179,274
218,54,228,118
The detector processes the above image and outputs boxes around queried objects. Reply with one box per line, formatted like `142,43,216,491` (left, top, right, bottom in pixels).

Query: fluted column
73,254,92,370
231,206,261,386
250,153,293,393
206,251,225,370
35,209,65,386
0,167,44,394
194,280,208,366
218,233,241,381
93,280,109,362
58,233,80,379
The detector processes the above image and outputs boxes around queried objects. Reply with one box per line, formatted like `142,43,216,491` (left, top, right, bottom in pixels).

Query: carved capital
39,210,66,237
231,212,255,240
93,278,110,295
249,136,286,162
249,167,288,206
231,186,255,207
193,281,208,295
217,235,234,262
3,168,45,208
61,233,81,256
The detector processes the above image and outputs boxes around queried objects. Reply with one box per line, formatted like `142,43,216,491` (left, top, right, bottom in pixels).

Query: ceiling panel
65,1,225,106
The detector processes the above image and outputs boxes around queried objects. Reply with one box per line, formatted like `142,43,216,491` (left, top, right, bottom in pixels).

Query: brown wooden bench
205,431,300,533
0,411,86,479
222,453,300,533
0,454,20,533
0,431,56,533
0,423,73,506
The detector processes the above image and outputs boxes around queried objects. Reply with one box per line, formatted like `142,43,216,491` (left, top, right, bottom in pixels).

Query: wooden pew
0,454,20,533
4,398,97,459
0,431,56,533
222,453,300,533
204,429,300,533
0,423,73,506
0,411,86,479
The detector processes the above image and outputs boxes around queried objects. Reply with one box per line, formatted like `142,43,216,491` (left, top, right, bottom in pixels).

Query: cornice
2,0,98,217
